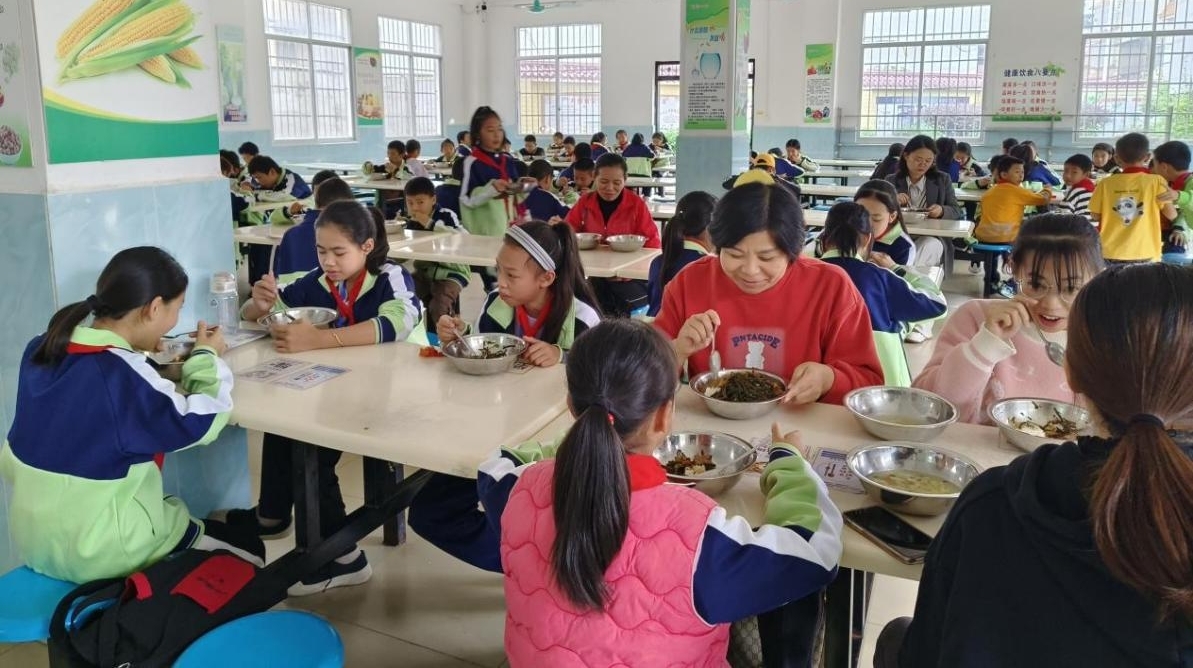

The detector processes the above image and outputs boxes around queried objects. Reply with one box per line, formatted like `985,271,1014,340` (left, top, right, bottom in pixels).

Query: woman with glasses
886,135,964,343
913,215,1104,425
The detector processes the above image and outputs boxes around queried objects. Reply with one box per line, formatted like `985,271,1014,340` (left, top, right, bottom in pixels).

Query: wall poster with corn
34,0,218,164
0,0,33,167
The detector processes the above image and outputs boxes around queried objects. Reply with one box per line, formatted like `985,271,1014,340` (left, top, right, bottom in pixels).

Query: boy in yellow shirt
976,156,1053,244
1089,133,1179,264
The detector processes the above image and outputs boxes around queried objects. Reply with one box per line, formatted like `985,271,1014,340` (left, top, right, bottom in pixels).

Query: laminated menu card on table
237,358,349,390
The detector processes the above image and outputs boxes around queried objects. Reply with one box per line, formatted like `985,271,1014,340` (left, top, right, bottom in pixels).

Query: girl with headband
436,220,601,368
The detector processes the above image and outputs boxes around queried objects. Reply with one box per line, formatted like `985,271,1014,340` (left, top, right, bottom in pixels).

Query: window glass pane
413,56,442,136
383,53,413,138
863,9,923,45
379,17,411,52
268,39,314,140
263,0,309,38
311,44,353,139
309,3,351,44
1083,0,1159,34
411,22,441,56
1150,33,1193,136
1157,0,1193,31
517,25,601,135
923,5,990,42
379,18,443,138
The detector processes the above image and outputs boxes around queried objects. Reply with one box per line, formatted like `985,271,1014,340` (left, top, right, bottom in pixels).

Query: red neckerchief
1173,172,1191,191
470,149,511,181
325,271,367,326
627,454,667,491
515,294,552,339
68,341,166,470
1073,178,1096,193
1122,166,1152,175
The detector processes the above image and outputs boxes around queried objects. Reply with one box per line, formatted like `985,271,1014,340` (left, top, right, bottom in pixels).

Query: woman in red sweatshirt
653,182,884,405
565,153,661,247
566,153,661,315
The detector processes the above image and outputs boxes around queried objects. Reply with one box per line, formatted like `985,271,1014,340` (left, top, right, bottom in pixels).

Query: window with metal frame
860,5,990,140
516,24,601,136
379,17,443,139
264,0,353,142
653,60,756,143
1079,0,1193,140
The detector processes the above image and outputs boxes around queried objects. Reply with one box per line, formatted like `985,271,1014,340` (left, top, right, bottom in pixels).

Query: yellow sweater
976,183,1052,243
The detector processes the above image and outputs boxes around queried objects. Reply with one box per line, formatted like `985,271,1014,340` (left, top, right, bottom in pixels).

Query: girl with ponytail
436,219,601,366
885,263,1193,667
413,320,843,665
1,247,265,582
647,190,716,316
222,201,421,595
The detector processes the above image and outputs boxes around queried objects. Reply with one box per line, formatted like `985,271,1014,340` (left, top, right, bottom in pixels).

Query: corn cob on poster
354,48,382,126
34,0,217,164
0,1,33,167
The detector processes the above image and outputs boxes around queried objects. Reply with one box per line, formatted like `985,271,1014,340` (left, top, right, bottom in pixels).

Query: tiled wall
0,193,56,573
0,178,252,573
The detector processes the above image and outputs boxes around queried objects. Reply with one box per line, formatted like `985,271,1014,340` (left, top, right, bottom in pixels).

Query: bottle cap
210,271,238,295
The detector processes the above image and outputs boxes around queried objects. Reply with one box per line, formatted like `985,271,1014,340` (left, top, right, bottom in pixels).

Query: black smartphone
844,506,934,565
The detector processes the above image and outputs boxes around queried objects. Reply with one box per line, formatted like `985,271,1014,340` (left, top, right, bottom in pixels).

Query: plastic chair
971,242,1014,297
0,566,77,643
174,610,344,668
1163,252,1192,266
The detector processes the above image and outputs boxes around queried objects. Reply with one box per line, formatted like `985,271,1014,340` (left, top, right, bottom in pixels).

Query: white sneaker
287,551,373,597
904,324,932,343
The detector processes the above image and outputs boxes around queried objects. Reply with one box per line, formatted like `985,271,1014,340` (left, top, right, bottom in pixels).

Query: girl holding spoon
914,214,1104,425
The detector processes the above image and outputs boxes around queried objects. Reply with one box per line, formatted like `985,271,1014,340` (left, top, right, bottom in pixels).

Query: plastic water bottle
209,272,239,333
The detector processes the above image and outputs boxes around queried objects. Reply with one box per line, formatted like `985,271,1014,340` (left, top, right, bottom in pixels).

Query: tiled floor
0,265,983,668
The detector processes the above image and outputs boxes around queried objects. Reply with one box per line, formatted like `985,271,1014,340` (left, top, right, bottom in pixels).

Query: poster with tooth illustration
0,0,33,167
33,0,217,164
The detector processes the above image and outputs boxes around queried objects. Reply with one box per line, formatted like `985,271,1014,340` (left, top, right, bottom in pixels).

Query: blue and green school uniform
273,264,422,342
407,206,471,289
473,292,600,352
0,328,233,582
460,150,524,238
520,187,571,222
819,250,947,386
871,224,917,266
647,239,712,316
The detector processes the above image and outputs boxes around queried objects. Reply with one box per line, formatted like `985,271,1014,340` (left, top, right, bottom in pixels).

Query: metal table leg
363,457,406,547
291,441,322,552
823,567,874,668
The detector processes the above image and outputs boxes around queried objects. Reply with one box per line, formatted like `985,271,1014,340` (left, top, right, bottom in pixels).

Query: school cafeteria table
389,233,659,278
342,176,408,192
528,390,1015,668
799,182,1061,204
626,175,676,189
802,169,874,186
224,340,569,578
246,198,312,214
290,162,360,175
818,159,881,170
233,224,451,254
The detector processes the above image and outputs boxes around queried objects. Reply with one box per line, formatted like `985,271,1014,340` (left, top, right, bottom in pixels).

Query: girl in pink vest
415,319,843,667
913,214,1104,425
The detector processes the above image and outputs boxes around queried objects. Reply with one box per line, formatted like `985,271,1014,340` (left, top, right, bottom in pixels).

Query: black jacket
886,171,962,220
900,435,1193,667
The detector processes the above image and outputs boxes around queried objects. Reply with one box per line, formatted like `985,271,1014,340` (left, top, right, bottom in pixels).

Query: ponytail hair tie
589,403,616,426
1127,413,1166,429
85,295,100,314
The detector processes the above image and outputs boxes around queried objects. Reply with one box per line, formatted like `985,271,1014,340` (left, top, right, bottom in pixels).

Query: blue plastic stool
1163,252,1192,266
971,242,1013,297
0,566,77,643
174,610,344,668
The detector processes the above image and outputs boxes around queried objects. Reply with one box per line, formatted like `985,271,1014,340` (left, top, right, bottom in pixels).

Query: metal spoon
709,322,721,374
1034,320,1066,367
452,324,481,358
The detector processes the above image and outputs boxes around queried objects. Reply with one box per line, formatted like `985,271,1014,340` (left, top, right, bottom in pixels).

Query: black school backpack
47,549,290,668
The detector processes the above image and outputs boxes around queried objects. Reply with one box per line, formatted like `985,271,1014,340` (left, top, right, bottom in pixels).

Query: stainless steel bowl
147,337,195,366
848,443,981,516
690,369,787,420
384,220,407,234
442,333,527,376
576,232,602,250
902,209,928,222
844,386,958,442
258,307,339,330
606,234,647,252
988,398,1091,452
654,431,758,497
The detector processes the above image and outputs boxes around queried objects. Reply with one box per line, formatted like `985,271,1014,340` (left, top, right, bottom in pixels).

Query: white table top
817,159,881,169
291,162,360,175
646,201,970,239
626,176,676,188
343,176,408,192
225,341,569,477
390,233,660,278
529,389,1016,580
246,198,313,214
799,182,1060,204
803,169,873,180
233,225,451,254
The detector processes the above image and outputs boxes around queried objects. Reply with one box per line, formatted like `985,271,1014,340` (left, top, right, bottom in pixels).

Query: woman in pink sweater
913,214,1103,424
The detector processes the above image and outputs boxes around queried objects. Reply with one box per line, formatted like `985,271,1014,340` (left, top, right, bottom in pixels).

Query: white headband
505,225,557,272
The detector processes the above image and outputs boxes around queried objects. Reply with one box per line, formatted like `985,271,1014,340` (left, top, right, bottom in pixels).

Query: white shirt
908,177,928,209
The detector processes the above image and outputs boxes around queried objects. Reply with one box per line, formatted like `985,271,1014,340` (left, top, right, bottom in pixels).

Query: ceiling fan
516,0,578,12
